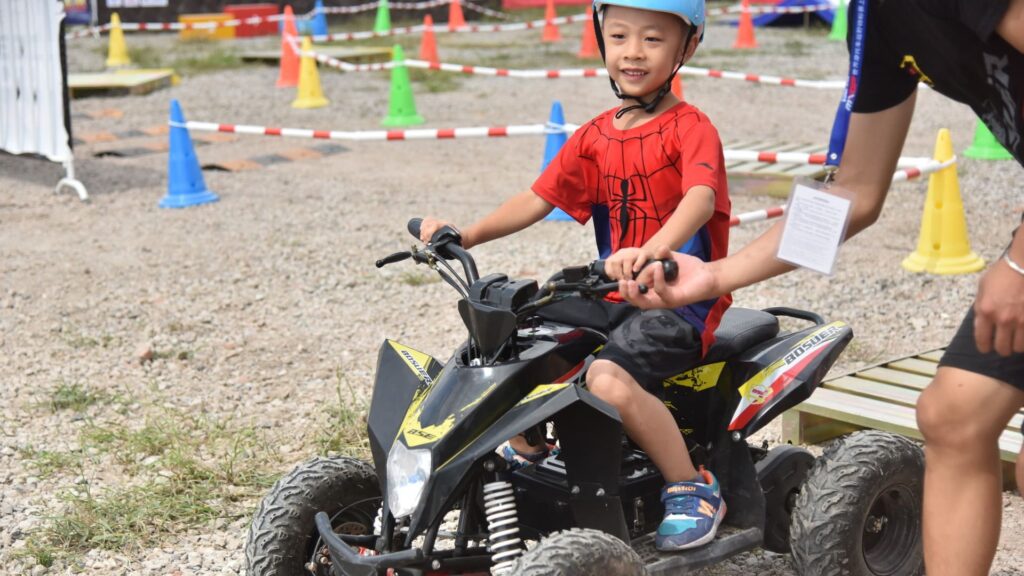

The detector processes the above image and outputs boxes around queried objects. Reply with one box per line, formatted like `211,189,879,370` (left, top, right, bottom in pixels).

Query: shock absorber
482,480,524,574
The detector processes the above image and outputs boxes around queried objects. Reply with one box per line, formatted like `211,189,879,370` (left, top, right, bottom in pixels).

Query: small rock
135,343,154,364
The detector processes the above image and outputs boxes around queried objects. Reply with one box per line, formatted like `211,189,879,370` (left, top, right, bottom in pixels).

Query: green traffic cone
829,0,847,41
374,0,391,34
963,120,1012,160
381,45,424,127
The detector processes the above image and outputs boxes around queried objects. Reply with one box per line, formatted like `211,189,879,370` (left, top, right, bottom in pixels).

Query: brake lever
375,251,413,268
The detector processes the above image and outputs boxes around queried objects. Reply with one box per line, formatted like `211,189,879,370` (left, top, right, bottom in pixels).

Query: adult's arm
997,0,1024,53
622,93,918,308
973,224,1024,356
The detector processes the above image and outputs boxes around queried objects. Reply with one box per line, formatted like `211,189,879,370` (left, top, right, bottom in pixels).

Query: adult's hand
619,247,716,309
973,255,1024,356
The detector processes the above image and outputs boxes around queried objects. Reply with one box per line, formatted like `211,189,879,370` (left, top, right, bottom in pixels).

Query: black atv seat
704,308,780,363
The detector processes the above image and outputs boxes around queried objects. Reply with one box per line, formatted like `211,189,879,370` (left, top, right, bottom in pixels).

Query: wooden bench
782,348,1022,489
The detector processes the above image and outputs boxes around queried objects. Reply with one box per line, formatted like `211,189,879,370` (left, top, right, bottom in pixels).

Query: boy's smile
602,5,692,104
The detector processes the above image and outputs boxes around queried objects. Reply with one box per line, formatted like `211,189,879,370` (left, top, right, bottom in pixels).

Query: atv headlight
386,441,432,519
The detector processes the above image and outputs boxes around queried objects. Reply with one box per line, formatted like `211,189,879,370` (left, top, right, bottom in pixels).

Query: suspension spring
482,480,524,574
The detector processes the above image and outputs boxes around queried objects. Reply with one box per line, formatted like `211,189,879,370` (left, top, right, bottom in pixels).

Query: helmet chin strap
611,62,683,119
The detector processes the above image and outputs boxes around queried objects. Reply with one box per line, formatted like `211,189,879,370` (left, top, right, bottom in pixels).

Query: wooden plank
825,376,919,408
782,409,861,446
825,377,1024,432
853,367,933,391
886,358,939,377
796,388,1022,462
916,349,944,362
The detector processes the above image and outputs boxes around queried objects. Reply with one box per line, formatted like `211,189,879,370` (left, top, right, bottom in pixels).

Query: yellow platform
783,348,1022,489
68,70,174,98
179,13,236,41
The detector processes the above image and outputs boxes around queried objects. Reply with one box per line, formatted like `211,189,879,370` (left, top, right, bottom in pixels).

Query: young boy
418,0,731,551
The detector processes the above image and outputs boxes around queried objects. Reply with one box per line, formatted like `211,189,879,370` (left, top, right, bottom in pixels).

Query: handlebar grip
407,218,423,240
590,260,608,280
662,259,678,282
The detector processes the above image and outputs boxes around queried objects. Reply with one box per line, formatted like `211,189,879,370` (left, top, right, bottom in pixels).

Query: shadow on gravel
0,153,163,196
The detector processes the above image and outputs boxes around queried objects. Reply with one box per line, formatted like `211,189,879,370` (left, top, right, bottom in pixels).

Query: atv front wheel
510,528,646,576
245,456,381,576
790,430,924,576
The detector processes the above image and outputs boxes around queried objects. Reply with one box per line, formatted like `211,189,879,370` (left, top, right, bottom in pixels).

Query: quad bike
246,219,925,576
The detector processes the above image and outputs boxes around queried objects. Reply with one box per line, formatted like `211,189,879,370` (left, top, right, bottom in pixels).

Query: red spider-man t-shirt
532,101,732,354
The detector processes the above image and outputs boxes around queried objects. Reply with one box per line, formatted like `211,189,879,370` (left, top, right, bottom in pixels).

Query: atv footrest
633,526,763,575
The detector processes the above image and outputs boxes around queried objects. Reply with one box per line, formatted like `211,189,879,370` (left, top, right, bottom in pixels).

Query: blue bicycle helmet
592,0,704,117
593,0,705,30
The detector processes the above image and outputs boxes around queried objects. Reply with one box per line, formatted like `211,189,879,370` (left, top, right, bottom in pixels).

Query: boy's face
602,5,694,100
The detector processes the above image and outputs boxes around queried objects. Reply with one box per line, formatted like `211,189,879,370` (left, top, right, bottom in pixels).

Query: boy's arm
622,93,918,307
997,0,1024,53
459,190,554,249
642,185,716,252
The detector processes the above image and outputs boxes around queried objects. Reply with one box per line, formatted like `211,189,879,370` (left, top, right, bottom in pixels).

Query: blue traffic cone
310,0,328,37
160,99,219,209
542,101,573,221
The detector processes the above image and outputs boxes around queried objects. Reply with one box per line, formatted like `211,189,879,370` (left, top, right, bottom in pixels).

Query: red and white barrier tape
310,12,589,41
321,0,509,19
730,206,785,227
730,157,959,227
299,43,847,90
709,2,832,17
171,120,575,140
67,0,833,40
171,117,941,173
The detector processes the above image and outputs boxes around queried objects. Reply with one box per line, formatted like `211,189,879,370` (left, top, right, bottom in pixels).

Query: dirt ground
1,8,1022,576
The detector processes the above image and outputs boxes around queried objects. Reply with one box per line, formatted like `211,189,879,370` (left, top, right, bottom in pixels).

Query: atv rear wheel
790,431,924,576
245,456,380,576
509,528,646,576
756,444,814,554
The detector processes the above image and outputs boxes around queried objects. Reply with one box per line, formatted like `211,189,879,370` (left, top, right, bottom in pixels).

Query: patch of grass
316,374,371,459
399,270,442,286
408,67,461,93
20,446,83,478
27,409,279,558
129,43,245,76
49,382,107,413
781,38,810,57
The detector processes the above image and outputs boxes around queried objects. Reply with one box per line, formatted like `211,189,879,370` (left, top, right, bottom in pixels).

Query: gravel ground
1,12,1022,576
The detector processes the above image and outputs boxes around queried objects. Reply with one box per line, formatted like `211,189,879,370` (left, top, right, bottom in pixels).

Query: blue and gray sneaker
655,468,727,551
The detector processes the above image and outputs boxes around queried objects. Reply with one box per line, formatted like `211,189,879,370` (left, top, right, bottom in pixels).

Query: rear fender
728,321,852,437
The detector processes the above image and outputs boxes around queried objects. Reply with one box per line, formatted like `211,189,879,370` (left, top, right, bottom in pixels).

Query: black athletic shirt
851,0,1023,162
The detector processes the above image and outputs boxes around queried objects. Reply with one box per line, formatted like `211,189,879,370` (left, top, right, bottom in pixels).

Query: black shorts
938,307,1024,392
538,299,703,396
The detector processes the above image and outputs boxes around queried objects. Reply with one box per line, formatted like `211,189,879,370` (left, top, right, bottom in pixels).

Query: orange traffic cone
733,0,757,49
542,0,561,42
420,14,439,64
276,5,300,87
448,0,465,31
672,74,683,100
577,8,599,58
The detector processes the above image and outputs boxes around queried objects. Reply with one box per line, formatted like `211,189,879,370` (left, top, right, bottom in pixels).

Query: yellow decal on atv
662,362,725,392
389,341,438,385
399,382,457,447
516,383,570,406
460,382,498,412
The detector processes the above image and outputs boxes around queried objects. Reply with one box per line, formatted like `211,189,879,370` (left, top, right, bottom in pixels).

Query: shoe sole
656,501,727,552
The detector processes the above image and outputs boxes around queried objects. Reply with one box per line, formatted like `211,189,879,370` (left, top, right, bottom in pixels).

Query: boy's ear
679,32,699,65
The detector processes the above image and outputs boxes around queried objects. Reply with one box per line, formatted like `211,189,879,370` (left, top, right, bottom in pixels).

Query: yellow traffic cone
291,37,329,109
902,129,985,275
106,12,132,68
